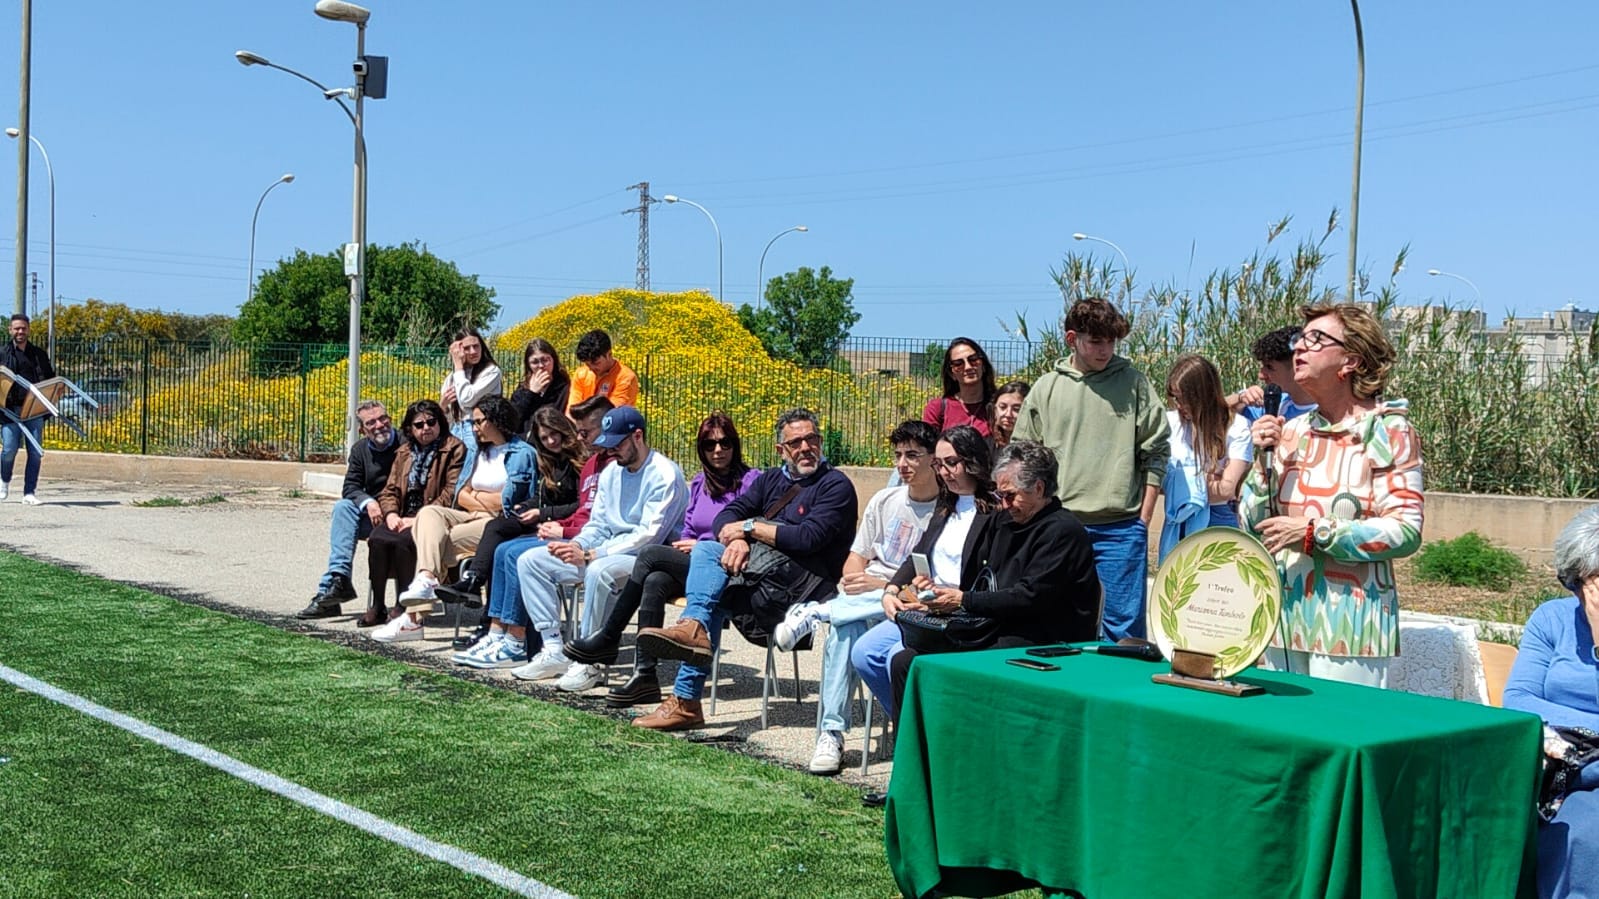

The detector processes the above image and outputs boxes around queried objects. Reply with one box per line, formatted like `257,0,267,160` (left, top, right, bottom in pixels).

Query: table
884,648,1543,899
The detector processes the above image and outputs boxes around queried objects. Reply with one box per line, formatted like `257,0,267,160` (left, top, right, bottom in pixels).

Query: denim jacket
452,435,537,514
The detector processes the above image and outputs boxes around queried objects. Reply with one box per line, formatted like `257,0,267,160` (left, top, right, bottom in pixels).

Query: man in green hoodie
1013,297,1169,640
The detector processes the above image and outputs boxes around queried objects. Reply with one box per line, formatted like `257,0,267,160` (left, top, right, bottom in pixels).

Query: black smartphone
1006,657,1060,672
1026,646,1082,658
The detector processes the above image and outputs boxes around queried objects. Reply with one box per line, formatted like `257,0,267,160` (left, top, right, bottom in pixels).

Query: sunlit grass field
0,551,897,898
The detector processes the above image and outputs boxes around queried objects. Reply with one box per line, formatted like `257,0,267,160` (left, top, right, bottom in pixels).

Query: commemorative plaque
1146,528,1282,696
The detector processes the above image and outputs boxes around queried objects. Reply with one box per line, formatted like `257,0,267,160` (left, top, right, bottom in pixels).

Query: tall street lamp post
6,126,53,358
247,173,295,304
1347,0,1365,300
662,195,722,304
756,225,807,312
1426,269,1482,308
1071,232,1131,277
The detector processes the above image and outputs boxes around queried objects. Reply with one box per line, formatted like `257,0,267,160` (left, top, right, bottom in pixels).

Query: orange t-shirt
567,359,639,411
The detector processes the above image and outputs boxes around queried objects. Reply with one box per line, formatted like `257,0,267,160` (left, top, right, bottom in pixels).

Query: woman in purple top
565,411,759,707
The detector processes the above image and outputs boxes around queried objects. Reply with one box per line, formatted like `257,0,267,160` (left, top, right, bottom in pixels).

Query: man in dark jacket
634,407,858,731
888,439,1101,715
298,400,398,618
1,314,55,504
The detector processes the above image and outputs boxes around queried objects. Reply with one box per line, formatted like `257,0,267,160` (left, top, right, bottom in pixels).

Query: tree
234,241,498,347
736,265,860,368
47,299,235,346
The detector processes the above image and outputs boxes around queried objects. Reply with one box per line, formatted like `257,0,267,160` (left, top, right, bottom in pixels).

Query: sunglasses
410,418,439,429
996,489,1022,506
699,438,733,451
949,356,983,370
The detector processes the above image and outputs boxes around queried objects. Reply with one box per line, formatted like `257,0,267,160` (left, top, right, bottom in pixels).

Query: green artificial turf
0,551,898,898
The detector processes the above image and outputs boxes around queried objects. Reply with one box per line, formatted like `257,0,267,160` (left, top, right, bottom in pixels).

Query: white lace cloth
1389,611,1490,704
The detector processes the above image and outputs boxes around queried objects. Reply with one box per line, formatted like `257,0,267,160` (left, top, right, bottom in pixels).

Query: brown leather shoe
635,619,714,667
632,695,705,731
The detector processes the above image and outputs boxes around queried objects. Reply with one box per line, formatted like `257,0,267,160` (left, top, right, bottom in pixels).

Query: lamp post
6,126,54,359
236,0,371,454
756,225,807,312
1426,269,1481,307
1071,232,1131,277
247,173,295,304
1347,0,1365,300
662,195,722,304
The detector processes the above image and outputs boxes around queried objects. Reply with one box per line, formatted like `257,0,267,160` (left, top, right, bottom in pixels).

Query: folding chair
707,626,806,730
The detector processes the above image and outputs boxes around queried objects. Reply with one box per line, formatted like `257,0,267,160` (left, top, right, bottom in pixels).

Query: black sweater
342,435,399,510
509,374,572,437
894,497,1100,646
0,341,54,411
713,463,858,585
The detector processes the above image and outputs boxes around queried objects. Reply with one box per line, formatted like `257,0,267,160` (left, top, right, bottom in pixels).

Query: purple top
682,466,762,541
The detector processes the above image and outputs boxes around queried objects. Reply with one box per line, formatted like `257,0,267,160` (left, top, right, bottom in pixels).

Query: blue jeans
488,536,545,627
1085,518,1149,641
322,498,374,588
850,618,905,719
818,591,887,733
1207,502,1239,529
1,416,45,494
671,540,735,701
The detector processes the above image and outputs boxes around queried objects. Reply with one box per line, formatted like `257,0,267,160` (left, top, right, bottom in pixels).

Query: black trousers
367,525,417,600
470,515,536,594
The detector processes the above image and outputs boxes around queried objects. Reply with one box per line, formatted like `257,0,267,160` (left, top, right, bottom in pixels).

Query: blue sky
2,1,1595,344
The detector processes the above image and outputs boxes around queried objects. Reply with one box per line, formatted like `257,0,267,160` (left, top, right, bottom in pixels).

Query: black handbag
895,609,1000,654
1539,725,1599,821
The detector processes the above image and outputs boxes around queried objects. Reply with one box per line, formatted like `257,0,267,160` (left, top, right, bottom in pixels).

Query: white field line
0,662,575,899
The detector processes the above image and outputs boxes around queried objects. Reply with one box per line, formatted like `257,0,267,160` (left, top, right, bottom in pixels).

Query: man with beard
0,314,55,504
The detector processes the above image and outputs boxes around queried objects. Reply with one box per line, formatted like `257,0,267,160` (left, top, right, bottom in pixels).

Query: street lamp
247,173,295,304
756,225,807,312
236,0,371,454
1071,232,1131,277
662,195,722,304
1347,0,1366,300
1426,269,1482,307
6,126,54,359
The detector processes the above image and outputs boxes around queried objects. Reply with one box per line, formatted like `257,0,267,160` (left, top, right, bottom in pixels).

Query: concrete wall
45,452,1591,564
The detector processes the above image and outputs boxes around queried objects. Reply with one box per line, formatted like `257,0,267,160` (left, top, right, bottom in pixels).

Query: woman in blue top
565,411,760,707
1505,504,1599,899
373,396,535,642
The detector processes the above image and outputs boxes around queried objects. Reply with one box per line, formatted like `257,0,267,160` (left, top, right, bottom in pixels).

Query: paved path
0,479,892,788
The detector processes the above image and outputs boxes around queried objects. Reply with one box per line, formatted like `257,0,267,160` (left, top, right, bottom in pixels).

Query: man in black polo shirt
1,314,55,504
634,407,858,731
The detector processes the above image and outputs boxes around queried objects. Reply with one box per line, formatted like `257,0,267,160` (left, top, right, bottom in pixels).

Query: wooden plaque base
1153,649,1263,697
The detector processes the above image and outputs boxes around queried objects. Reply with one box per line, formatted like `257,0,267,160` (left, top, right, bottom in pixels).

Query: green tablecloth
885,648,1543,899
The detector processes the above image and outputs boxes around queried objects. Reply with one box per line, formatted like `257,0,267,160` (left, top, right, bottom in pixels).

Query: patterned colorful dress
1239,399,1425,657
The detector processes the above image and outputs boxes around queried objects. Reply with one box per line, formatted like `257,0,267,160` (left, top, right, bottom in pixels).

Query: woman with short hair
1504,505,1599,899
363,399,466,627
1242,303,1425,687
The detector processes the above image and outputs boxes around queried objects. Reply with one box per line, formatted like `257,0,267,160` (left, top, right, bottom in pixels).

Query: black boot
452,617,492,651
606,606,663,708
564,578,644,665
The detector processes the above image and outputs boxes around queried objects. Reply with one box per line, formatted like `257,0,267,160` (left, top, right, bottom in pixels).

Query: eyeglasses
470,418,487,429
996,489,1022,506
527,355,554,367
1290,328,1348,352
360,414,391,428
699,438,733,451
949,356,983,370
933,456,964,471
781,432,823,451
411,418,439,429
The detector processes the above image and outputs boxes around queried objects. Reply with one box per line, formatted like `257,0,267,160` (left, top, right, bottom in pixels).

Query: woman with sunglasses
372,395,535,642
563,411,760,706
508,339,571,439
364,399,467,627
922,338,997,436
1242,304,1425,687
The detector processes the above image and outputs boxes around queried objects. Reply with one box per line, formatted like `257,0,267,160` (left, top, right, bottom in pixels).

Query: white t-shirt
849,485,938,580
931,494,978,587
470,443,510,493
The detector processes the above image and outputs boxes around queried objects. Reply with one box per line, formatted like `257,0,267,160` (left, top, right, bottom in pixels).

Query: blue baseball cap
591,406,646,448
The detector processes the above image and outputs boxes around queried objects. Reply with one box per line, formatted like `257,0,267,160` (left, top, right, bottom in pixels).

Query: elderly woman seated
886,439,1102,717
1504,504,1599,899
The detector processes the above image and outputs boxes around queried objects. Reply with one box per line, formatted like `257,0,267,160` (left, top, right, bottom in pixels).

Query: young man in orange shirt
566,329,639,411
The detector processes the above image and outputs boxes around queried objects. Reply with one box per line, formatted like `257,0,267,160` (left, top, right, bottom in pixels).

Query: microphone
1261,384,1283,460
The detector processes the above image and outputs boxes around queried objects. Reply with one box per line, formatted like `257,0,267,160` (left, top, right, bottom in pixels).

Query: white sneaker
556,662,607,692
452,631,504,664
775,601,825,652
370,614,422,643
398,574,438,607
0,481,8,500
809,730,844,775
22,493,40,506
460,637,528,670
510,647,570,681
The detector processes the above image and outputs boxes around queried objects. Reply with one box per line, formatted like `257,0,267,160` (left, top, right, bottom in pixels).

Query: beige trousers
412,506,493,577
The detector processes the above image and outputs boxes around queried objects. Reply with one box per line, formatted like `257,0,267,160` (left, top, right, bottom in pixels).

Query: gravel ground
0,479,893,790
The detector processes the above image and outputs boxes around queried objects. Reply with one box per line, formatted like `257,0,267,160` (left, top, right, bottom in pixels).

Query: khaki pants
413,506,493,577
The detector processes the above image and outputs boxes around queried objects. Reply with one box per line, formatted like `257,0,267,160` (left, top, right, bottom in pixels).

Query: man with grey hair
634,407,858,731
298,400,398,620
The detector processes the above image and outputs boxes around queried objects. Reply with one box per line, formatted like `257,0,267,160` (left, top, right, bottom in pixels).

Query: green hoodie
1012,354,1170,525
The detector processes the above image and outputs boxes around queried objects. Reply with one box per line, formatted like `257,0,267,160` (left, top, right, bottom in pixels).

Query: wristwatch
582,548,595,563
742,518,756,536
1312,518,1335,549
